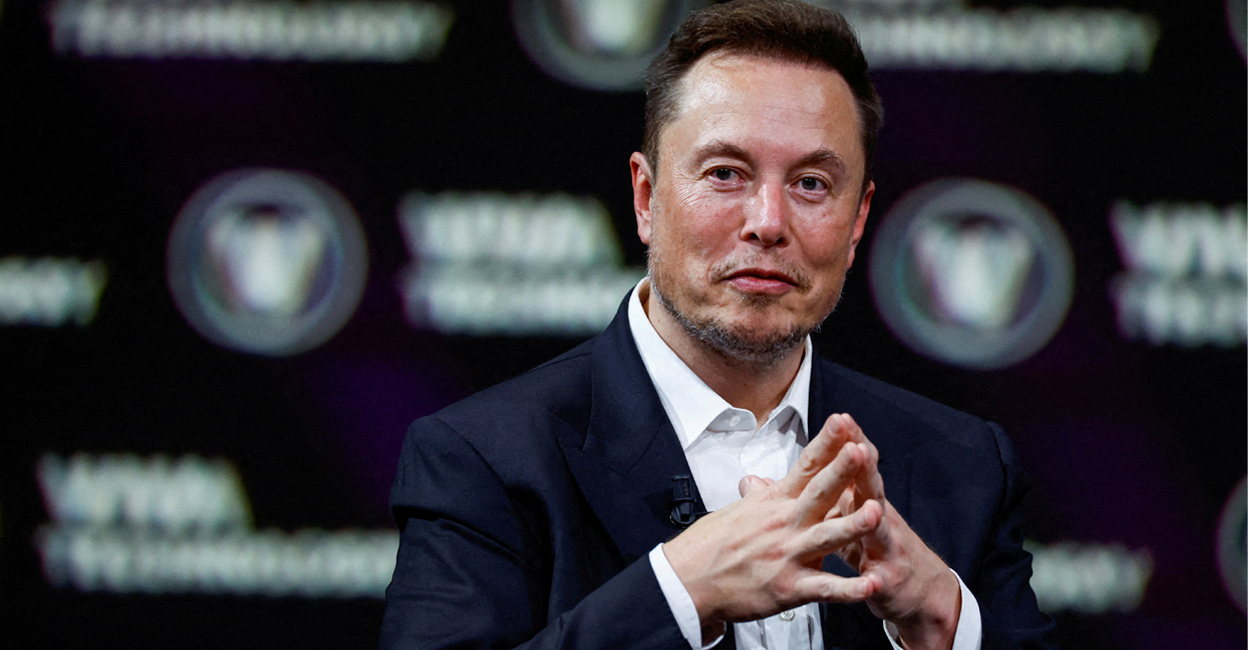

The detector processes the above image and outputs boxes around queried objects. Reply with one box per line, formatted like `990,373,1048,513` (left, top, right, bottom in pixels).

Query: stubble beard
647,241,838,372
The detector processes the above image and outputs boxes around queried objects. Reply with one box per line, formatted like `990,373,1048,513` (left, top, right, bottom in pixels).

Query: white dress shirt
627,280,982,650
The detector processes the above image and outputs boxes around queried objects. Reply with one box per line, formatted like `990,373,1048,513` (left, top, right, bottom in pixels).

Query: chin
699,309,816,361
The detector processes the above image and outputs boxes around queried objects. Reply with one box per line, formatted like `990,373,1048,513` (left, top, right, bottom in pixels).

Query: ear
845,181,874,270
630,152,655,245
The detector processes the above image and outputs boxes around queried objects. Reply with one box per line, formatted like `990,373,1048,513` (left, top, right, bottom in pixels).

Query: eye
797,177,826,192
711,167,738,182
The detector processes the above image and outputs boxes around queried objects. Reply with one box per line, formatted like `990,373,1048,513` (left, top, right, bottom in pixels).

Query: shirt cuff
649,544,725,650
882,568,982,650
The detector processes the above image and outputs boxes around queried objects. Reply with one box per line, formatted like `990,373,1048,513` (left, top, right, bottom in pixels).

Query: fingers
787,500,885,603
795,435,871,524
738,475,775,497
792,572,877,604
833,414,885,503
857,497,896,557
847,441,885,502
775,413,854,496
798,499,882,556
777,412,882,502
831,485,855,520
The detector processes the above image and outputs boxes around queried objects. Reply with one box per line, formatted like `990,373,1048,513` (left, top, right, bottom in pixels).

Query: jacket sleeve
975,422,1060,650
378,416,688,650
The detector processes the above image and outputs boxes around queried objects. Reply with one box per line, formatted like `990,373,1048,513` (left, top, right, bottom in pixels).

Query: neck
641,281,804,424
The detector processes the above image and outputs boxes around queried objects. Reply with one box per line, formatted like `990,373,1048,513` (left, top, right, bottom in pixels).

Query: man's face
631,52,873,364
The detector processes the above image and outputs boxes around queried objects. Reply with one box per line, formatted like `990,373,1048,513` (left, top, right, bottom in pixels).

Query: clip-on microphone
669,475,709,528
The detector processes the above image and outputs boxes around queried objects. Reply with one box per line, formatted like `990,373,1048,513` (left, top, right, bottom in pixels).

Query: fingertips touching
853,499,883,532
817,413,853,447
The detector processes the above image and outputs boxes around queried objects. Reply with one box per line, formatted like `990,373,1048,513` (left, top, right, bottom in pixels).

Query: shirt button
728,414,741,427
779,610,795,621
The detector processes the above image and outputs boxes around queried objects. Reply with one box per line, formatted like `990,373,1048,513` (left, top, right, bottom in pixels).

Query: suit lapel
558,298,697,563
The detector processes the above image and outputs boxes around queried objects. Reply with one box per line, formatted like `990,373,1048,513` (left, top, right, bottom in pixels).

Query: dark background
1,1,1243,648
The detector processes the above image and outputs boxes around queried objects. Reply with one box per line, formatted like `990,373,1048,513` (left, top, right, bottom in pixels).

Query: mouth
723,267,800,295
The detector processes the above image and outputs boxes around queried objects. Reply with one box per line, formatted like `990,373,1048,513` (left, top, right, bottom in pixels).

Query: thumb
738,475,774,497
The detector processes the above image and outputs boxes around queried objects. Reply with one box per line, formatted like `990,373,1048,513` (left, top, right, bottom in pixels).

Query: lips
723,267,801,295
725,267,797,285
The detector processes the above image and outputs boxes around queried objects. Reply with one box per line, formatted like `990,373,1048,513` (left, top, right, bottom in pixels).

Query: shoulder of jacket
815,357,995,446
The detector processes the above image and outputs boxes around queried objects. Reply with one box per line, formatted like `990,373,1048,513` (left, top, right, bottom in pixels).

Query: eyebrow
794,148,848,176
692,140,848,176
692,140,753,165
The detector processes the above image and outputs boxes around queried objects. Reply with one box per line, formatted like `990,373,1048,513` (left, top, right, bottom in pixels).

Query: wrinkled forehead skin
656,50,868,191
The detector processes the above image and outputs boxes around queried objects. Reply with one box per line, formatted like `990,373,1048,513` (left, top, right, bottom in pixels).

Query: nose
741,180,788,246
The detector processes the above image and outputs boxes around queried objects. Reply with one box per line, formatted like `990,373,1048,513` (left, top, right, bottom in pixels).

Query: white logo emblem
167,169,368,356
911,219,1036,330
868,178,1074,369
207,208,329,316
511,0,705,90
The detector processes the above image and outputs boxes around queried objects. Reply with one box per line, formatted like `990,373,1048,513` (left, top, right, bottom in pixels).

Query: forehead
663,52,863,167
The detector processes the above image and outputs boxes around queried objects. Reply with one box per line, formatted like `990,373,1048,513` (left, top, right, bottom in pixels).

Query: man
380,2,1057,649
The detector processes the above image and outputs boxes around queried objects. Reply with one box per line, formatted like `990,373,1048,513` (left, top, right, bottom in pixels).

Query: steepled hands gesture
662,413,961,650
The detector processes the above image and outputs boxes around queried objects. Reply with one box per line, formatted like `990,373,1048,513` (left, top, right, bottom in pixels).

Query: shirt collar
628,278,811,451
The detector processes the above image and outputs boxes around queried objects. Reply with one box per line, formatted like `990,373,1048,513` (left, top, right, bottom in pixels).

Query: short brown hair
642,0,883,195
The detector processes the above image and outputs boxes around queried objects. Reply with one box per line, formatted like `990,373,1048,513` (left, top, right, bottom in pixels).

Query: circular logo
167,169,368,356
868,178,1074,369
1218,476,1247,613
510,0,708,91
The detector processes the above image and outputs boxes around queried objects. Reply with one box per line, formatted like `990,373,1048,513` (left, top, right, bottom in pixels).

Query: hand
831,414,961,650
662,413,885,635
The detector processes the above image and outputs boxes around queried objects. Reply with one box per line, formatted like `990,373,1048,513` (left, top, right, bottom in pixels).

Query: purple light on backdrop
294,354,466,525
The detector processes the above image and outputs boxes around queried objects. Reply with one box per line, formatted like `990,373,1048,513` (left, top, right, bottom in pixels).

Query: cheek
655,210,728,263
799,217,857,265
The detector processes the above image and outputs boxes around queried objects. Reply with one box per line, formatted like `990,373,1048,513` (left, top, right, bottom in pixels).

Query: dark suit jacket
380,297,1058,649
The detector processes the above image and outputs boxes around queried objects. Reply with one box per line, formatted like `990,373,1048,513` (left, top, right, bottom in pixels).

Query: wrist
891,569,960,650
662,532,728,633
